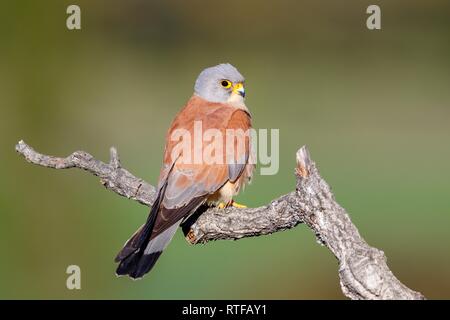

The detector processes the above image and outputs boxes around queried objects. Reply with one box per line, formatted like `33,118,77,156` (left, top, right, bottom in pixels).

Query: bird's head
194,63,245,104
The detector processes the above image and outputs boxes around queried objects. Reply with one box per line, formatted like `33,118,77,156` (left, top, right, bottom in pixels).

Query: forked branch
15,140,424,300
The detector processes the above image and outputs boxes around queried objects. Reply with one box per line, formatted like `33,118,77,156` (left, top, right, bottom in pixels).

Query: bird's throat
227,94,248,111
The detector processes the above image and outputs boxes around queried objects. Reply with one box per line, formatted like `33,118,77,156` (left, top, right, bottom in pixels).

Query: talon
231,200,247,208
218,202,226,209
187,229,196,243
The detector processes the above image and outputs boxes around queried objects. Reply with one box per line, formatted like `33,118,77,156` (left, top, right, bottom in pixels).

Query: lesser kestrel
115,64,253,279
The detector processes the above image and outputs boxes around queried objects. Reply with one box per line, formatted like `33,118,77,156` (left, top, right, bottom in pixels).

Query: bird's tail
115,187,180,279
115,219,180,279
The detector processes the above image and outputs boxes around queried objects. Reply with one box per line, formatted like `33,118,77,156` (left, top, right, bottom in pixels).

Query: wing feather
152,97,252,238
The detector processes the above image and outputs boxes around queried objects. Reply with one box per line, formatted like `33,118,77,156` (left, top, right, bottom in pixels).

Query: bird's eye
220,80,232,88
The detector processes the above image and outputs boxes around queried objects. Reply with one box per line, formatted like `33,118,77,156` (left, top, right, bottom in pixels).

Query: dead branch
15,140,424,300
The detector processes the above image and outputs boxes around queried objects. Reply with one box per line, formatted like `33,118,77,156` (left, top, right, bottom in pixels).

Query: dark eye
220,80,232,88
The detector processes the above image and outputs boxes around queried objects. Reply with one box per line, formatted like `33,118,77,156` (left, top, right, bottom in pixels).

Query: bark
15,140,425,300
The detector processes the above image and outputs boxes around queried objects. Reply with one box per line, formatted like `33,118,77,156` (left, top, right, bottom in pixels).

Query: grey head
194,63,245,103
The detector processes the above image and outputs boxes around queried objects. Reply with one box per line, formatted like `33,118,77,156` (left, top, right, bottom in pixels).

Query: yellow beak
232,82,245,98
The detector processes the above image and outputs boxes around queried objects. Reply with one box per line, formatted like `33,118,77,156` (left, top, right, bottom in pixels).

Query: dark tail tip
116,251,163,279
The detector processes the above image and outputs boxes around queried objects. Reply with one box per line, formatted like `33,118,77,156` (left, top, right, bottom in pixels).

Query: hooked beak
233,82,245,98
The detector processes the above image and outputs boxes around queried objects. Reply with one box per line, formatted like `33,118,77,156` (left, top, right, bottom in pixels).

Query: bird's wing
151,163,228,236
225,108,253,182
151,98,252,238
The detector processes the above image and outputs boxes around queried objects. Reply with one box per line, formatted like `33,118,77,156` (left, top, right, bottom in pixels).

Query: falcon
115,63,254,279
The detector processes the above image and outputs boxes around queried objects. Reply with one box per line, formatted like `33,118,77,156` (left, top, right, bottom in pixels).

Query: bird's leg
217,200,247,209
230,200,247,208
217,202,227,209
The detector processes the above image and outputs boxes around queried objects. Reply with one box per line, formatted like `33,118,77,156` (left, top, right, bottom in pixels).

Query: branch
15,140,425,300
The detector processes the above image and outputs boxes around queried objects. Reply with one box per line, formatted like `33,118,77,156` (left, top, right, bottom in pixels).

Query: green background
1,0,449,299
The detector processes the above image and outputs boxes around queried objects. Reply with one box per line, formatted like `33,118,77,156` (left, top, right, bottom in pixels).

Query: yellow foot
217,201,247,209
217,202,227,209
231,200,247,208
186,229,196,243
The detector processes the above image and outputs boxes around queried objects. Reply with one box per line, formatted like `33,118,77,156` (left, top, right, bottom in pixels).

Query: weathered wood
15,140,424,300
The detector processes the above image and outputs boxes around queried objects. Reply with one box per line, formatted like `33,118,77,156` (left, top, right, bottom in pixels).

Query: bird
115,63,254,279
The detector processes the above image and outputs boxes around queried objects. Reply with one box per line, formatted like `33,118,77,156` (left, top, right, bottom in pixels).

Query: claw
231,200,247,208
187,229,196,243
217,201,247,209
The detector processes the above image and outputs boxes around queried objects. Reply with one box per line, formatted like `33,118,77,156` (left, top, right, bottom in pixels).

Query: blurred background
0,0,449,299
